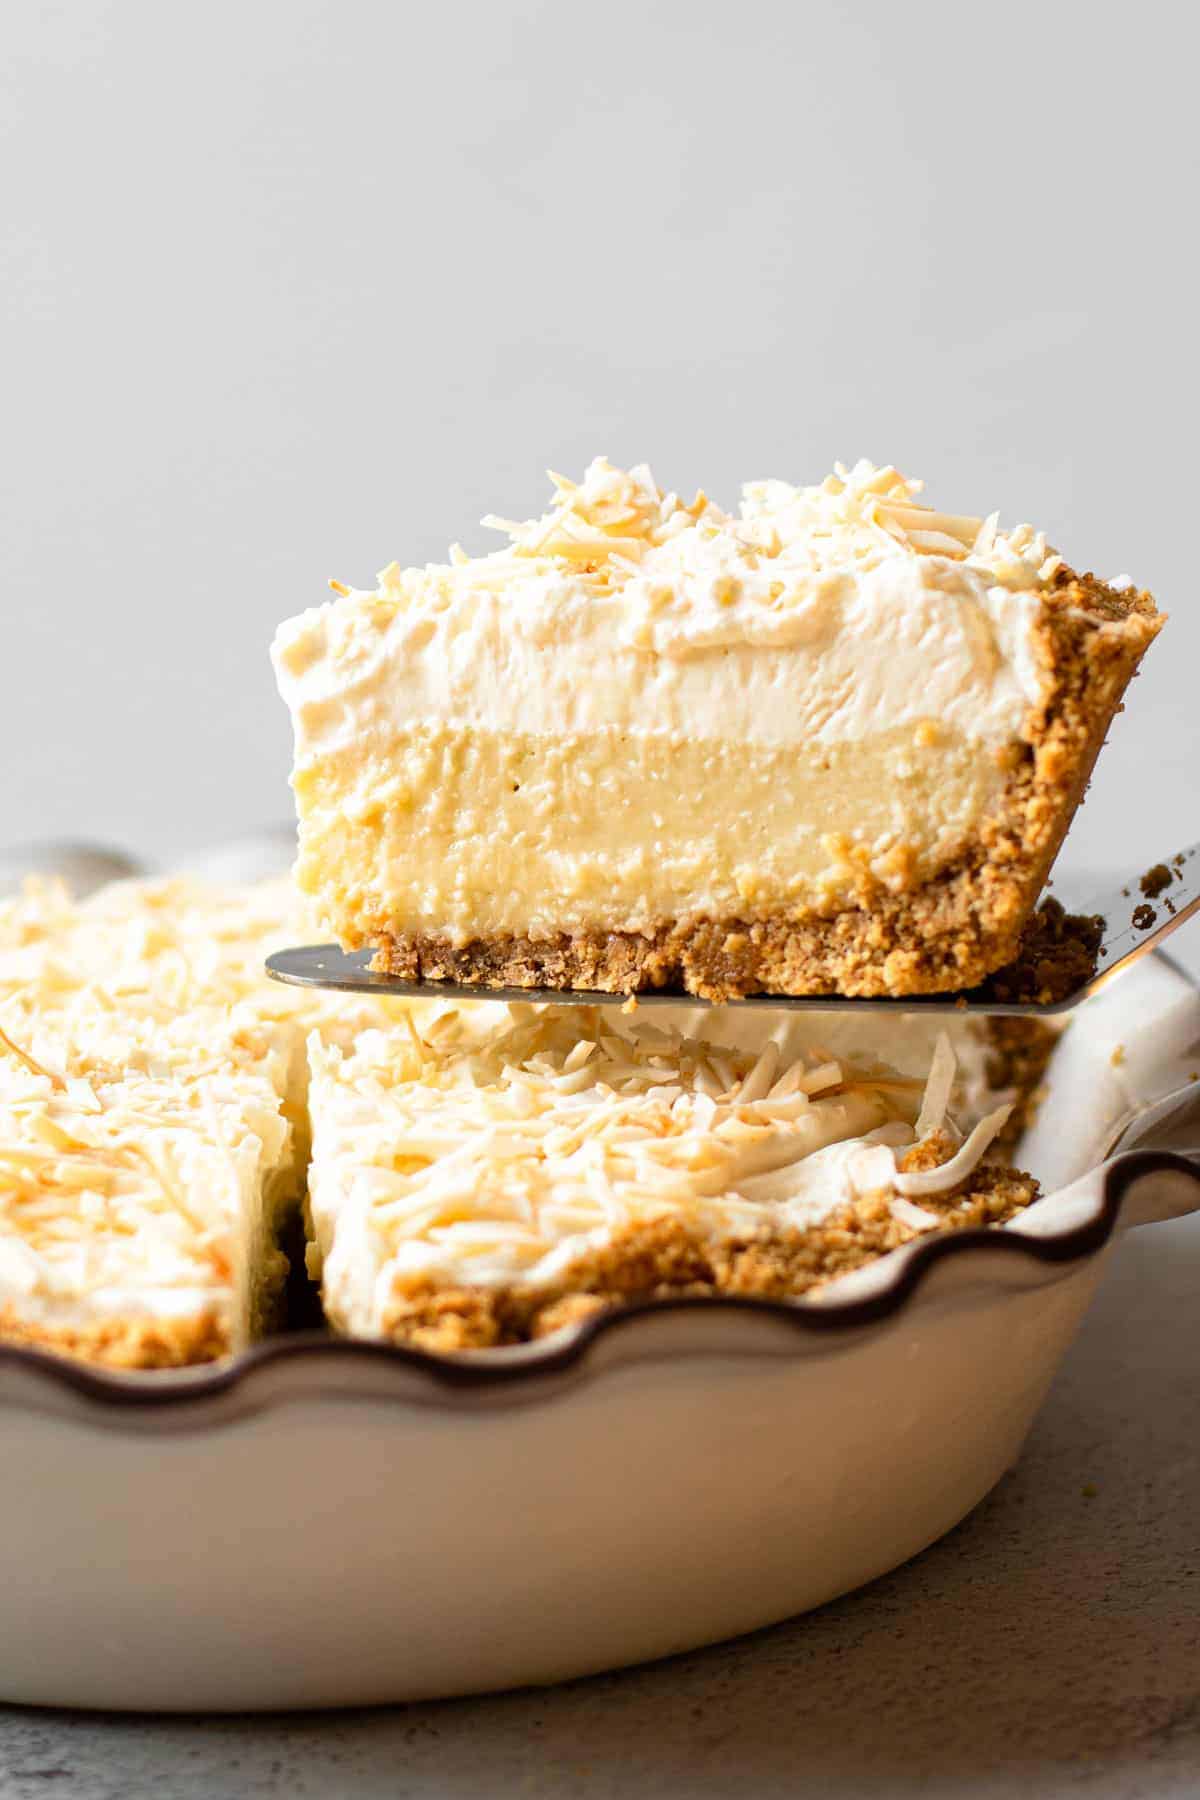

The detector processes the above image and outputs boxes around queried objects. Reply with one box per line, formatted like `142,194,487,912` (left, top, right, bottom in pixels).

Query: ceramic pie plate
1,842,1199,1711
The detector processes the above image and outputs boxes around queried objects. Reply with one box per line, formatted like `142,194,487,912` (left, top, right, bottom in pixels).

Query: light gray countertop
0,1206,1197,1799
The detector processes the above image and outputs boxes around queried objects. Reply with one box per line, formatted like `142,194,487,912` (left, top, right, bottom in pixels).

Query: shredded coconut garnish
308,1004,1015,1302
352,458,1065,649
890,1196,942,1231
914,1031,957,1140
0,1023,65,1092
893,1104,1014,1198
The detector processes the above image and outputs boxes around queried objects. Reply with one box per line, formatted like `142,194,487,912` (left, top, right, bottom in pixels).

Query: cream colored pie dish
0,841,1196,1712
272,458,1161,999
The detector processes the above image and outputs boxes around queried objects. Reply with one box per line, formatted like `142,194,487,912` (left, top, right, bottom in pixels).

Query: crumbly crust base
0,1304,229,1370
375,1146,1040,1352
985,1016,1057,1149
982,898,1103,1006
363,574,1159,1000
0,1217,294,1371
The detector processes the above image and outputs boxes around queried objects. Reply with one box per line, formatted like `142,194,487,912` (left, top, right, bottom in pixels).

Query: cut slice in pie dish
0,970,296,1368
0,876,395,1369
272,459,1162,1001
304,1003,1041,1352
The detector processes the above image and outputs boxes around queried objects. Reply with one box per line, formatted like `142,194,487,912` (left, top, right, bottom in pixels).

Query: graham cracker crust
376,1143,1041,1352
985,1016,1057,1149
981,897,1104,1006
0,1304,230,1370
0,1232,297,1370
365,573,1159,1001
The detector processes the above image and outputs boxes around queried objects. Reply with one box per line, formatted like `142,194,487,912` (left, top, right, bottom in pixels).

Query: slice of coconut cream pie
0,886,299,1366
305,1004,1039,1351
0,876,403,1368
273,458,1160,1000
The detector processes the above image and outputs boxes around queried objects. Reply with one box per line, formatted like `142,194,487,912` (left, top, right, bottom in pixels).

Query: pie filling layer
291,723,1016,944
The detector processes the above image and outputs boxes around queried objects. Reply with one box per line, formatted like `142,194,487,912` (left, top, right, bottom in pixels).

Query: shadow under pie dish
272,458,1161,999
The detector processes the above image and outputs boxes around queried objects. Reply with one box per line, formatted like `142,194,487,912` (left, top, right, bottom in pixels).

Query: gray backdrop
3,0,1196,877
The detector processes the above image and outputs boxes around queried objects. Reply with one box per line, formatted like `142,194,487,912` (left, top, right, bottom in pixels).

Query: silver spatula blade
266,842,1200,1018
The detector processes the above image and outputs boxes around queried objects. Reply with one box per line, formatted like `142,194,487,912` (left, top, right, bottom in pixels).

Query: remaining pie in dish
0,877,1050,1367
272,458,1161,999
305,1002,1040,1352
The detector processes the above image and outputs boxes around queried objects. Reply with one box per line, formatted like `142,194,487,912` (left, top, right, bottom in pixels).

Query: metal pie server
267,843,1200,1018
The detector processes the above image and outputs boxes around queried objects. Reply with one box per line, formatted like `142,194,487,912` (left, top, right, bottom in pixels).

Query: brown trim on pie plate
0,1148,1192,1420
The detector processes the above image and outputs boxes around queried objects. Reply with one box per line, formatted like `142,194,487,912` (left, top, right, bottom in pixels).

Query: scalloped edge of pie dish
1,1146,1195,1427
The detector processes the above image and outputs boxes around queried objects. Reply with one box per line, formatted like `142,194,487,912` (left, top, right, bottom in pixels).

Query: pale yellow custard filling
293,722,1016,945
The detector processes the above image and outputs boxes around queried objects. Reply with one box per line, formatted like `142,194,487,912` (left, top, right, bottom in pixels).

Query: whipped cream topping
273,458,1057,758
307,1005,1012,1333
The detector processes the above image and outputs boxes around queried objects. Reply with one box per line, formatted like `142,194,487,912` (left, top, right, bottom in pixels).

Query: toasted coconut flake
0,873,411,1329
305,1005,939,1298
0,1023,64,1091
915,1032,957,1139
342,456,1066,642
891,1195,941,1230
894,1104,1014,1198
